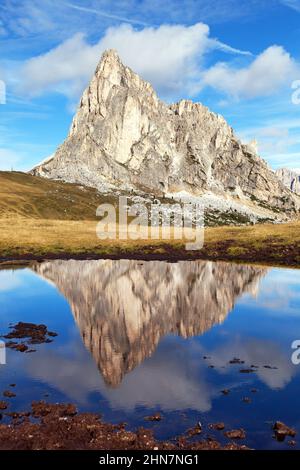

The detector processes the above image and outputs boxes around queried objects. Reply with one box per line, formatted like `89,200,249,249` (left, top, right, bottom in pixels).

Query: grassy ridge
0,171,116,220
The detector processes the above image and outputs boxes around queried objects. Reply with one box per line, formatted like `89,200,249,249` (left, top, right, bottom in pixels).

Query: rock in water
32,49,299,220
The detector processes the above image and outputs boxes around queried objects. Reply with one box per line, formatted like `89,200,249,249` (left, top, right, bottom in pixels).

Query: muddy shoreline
0,240,299,270
0,401,250,451
0,401,297,450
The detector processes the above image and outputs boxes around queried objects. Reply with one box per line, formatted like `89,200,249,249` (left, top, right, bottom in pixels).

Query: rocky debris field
0,400,297,450
0,401,250,450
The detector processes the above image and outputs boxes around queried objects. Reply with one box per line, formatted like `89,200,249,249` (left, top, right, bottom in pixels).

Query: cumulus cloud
209,335,298,390
202,45,298,99
18,33,100,98
99,23,211,97
14,22,299,106
17,22,250,101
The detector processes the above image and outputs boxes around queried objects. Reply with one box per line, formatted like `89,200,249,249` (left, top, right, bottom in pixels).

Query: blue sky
0,0,300,172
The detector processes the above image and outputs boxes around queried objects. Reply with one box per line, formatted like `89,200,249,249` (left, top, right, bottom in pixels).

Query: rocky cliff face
276,168,300,194
32,49,299,220
34,259,267,387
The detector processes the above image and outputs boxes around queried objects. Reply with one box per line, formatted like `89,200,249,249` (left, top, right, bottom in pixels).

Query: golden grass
0,171,299,266
0,217,299,267
206,221,300,244
0,171,116,220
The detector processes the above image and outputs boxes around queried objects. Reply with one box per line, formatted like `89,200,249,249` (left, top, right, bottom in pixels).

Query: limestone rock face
276,168,300,194
32,49,299,217
34,259,267,387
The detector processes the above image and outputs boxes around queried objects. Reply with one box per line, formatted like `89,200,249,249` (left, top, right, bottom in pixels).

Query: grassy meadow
0,171,299,267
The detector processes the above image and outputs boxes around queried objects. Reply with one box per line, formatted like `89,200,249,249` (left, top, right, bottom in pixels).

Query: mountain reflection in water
34,260,267,387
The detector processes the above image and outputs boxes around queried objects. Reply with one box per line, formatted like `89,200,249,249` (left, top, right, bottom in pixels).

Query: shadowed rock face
34,260,267,387
32,49,299,218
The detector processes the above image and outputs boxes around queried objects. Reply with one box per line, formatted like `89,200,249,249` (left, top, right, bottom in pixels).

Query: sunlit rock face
31,49,299,219
276,168,300,194
34,260,267,387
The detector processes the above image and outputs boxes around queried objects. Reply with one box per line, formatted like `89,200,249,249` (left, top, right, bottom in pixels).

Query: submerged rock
224,429,246,440
3,322,58,353
209,422,225,431
273,421,297,441
145,413,162,422
0,402,249,451
3,391,16,398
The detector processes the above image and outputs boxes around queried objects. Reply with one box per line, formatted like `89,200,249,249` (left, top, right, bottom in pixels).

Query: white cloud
16,22,298,107
99,23,211,97
19,33,101,98
203,45,298,100
17,22,251,101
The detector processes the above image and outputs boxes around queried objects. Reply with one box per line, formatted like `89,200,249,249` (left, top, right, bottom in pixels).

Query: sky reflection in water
0,260,299,450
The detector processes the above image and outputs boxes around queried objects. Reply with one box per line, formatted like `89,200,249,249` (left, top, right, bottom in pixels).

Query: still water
0,259,299,449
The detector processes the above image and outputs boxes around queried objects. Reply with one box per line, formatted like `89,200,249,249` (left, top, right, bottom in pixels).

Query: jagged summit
32,49,300,220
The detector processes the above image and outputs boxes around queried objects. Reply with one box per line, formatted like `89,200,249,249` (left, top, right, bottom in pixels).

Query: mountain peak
97,49,123,73
32,49,300,220
102,48,120,60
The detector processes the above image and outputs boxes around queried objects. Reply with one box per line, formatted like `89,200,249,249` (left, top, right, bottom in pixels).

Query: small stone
187,422,202,437
242,397,251,404
15,344,28,352
145,413,162,422
229,358,245,364
224,429,246,440
273,421,296,441
3,391,16,398
209,422,225,431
